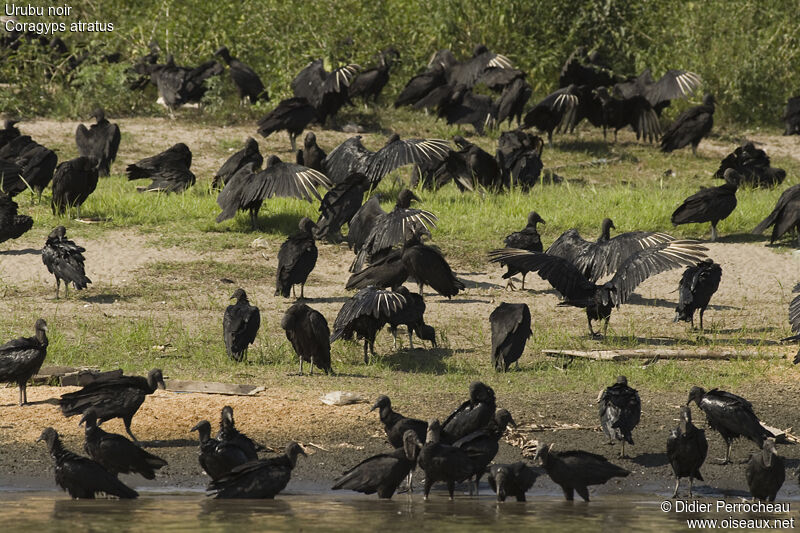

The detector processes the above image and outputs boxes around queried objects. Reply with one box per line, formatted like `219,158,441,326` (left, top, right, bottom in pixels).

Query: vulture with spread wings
291,59,359,125
614,69,702,114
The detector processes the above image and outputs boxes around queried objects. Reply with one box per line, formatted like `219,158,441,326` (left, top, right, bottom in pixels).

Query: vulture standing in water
666,406,708,498
687,386,771,464
59,368,166,442
275,217,318,299
41,226,92,298
660,93,716,155
0,194,33,244
296,132,326,173
454,409,517,494
489,240,708,337
215,46,267,104
223,288,261,362
746,438,785,502
281,302,332,374
209,442,306,499
80,408,167,479
216,405,264,460
752,184,800,246
51,156,99,217
314,172,370,243
0,318,48,405
415,419,474,500
37,428,138,499
497,211,545,290
75,108,120,176
332,429,419,499
256,97,318,152
370,395,428,448
190,419,249,480
126,142,196,192
674,259,722,330
211,137,262,190
216,155,331,229
487,462,539,502
442,381,496,444
489,303,532,371
330,286,406,363
598,376,641,458
671,168,740,241
533,442,629,501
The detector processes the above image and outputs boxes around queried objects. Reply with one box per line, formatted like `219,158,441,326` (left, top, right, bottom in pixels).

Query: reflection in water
0,491,795,532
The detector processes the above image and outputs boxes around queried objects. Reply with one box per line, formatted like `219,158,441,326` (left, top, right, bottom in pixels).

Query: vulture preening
498,211,545,289
674,259,722,330
783,96,800,135
714,142,785,188
291,59,360,125
487,462,539,502
0,194,33,244
489,303,532,371
746,438,785,501
753,184,800,246
533,442,630,501
314,172,370,243
666,406,708,498
75,108,120,176
212,137,263,190
59,368,166,441
275,217,318,298
209,442,306,499
51,156,99,217
671,168,740,241
330,286,406,363
0,318,48,405
37,427,138,500
660,93,716,154
216,405,263,460
216,155,332,229
687,386,771,464
223,288,261,362
489,240,708,337
416,419,474,500
441,381,496,444
370,395,428,448
256,97,318,151
191,419,249,481
215,46,267,104
41,226,92,298
126,142,196,193
281,302,332,375
598,376,641,458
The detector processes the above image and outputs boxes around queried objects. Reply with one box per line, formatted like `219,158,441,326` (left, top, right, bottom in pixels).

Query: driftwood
165,379,264,396
543,349,779,361
32,366,120,386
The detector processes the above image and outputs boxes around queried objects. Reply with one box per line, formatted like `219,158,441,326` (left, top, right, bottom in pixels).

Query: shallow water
0,487,797,533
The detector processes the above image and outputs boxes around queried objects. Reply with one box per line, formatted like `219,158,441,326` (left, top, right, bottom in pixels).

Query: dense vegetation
1,0,798,125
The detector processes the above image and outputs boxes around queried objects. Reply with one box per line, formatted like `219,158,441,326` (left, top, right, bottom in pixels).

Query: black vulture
349,48,399,106
783,284,800,364
216,405,264,460
51,156,99,217
453,409,516,494
190,419,249,480
487,462,539,502
330,286,406,363
14,140,57,200
495,131,544,190
498,210,545,289
276,217,318,299
349,189,438,272
291,59,359,125
671,168,740,241
215,155,331,229
59,368,165,441
0,119,20,149
490,302,532,371
0,158,26,197
0,318,48,405
370,395,427,448
598,376,641,458
660,93,716,154
209,442,306,499
666,406,708,498
75,108,120,176
281,302,332,375
714,142,785,187
522,85,580,145
494,77,532,127
332,429,419,499
394,63,448,108
614,69,702,115
753,184,800,245
415,419,474,500
401,231,464,299
489,240,708,337
435,86,496,135
214,46,267,104
0,134,34,160
783,96,800,135
80,408,167,479
126,142,195,193
345,249,407,291
127,39,161,90
441,381,496,444
385,286,436,349
674,259,722,330
314,172,369,243
533,442,629,501
256,97,318,152
37,428,138,499
687,386,771,464
211,137,263,190
296,132,326,173
447,44,514,89
41,226,91,298
435,135,501,190
0,194,33,244
746,438,785,501
223,288,261,362
558,48,619,89
594,86,661,143
150,54,224,114
323,134,450,187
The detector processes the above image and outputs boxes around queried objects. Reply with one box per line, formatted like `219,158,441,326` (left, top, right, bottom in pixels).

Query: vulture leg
447,480,455,500
299,357,304,375
575,486,590,502
620,441,626,458
423,478,433,500
391,328,398,350
672,477,680,499
521,273,526,290
602,317,609,337
699,308,705,331
547,131,553,147
289,132,297,153
309,357,314,375
688,477,694,498
417,282,424,300
55,278,61,299
587,316,598,338
64,282,69,298
710,223,718,242
562,487,574,501
123,417,138,442
407,327,414,350
505,278,515,291
300,283,305,299
363,341,370,364
292,285,296,298
19,383,25,406
249,209,258,230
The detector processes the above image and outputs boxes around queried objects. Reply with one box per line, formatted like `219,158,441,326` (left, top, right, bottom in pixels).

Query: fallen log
543,348,780,361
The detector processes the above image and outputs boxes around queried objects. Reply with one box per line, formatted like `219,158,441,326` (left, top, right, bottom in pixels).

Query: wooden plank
165,379,264,396
543,349,777,361
61,369,123,387
32,366,100,385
